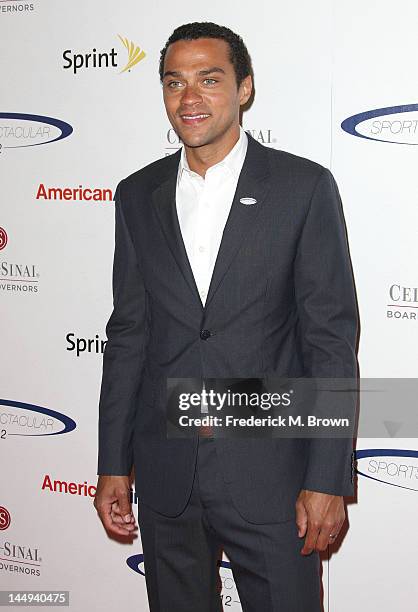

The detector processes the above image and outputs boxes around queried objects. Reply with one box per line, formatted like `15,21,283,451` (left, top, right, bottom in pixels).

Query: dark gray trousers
137,437,321,611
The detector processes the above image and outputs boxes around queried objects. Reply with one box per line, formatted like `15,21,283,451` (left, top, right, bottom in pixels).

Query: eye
166,80,183,89
203,78,218,85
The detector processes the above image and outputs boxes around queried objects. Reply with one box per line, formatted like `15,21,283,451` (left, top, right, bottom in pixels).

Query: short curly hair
159,21,253,88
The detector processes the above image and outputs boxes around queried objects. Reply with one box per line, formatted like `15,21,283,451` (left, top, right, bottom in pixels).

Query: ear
239,75,253,105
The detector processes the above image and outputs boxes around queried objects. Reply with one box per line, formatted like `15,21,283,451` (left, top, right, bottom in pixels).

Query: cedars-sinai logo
0,227,8,251
0,507,11,530
0,1,34,14
341,104,418,145
0,113,73,151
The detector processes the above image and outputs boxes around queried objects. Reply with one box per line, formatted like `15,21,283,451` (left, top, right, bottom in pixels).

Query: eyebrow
163,66,226,79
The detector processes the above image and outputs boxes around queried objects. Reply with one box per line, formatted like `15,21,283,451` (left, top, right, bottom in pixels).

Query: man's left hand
295,489,345,555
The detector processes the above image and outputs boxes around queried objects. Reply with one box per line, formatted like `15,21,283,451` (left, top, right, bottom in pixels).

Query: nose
180,83,203,107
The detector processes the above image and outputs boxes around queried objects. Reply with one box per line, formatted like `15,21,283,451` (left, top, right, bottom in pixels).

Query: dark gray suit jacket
97,133,359,523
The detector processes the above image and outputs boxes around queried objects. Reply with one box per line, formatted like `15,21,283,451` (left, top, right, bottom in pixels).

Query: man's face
162,38,252,148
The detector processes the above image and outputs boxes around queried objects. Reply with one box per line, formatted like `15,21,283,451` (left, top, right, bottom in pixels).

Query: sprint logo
62,35,146,75
118,35,146,73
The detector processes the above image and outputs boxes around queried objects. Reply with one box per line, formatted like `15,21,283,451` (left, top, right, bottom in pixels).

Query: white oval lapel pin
239,197,257,206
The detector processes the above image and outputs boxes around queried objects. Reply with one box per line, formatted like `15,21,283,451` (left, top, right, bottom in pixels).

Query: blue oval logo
0,113,73,149
355,448,418,491
127,553,232,577
341,104,418,145
0,399,76,436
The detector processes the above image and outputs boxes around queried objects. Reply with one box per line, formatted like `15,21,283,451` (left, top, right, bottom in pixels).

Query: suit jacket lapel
204,135,271,309
152,150,202,309
152,133,272,311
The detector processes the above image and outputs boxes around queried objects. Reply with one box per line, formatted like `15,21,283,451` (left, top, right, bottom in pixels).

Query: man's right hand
94,475,137,537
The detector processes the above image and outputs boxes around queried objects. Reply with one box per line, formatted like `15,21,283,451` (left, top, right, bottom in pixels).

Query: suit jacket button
200,329,211,340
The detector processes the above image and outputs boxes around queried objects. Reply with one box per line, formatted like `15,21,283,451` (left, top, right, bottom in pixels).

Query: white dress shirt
176,126,248,307
176,126,248,415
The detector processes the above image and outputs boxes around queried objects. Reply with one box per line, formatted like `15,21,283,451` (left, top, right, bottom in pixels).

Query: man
94,21,358,612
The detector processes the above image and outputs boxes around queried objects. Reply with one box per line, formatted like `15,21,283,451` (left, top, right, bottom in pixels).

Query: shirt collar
177,125,248,185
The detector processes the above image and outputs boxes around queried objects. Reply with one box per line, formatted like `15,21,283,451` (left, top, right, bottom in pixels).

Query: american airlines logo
36,183,113,203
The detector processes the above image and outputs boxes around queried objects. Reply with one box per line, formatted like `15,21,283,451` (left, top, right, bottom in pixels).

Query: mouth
179,113,211,126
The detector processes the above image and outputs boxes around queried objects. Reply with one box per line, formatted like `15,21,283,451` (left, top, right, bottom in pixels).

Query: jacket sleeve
97,179,149,475
293,167,359,496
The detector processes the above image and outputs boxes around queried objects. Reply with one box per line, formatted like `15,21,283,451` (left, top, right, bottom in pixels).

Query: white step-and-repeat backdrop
1,1,417,610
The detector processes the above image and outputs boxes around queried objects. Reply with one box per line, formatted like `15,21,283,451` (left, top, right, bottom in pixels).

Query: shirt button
200,329,211,340
198,245,205,253
200,289,206,298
